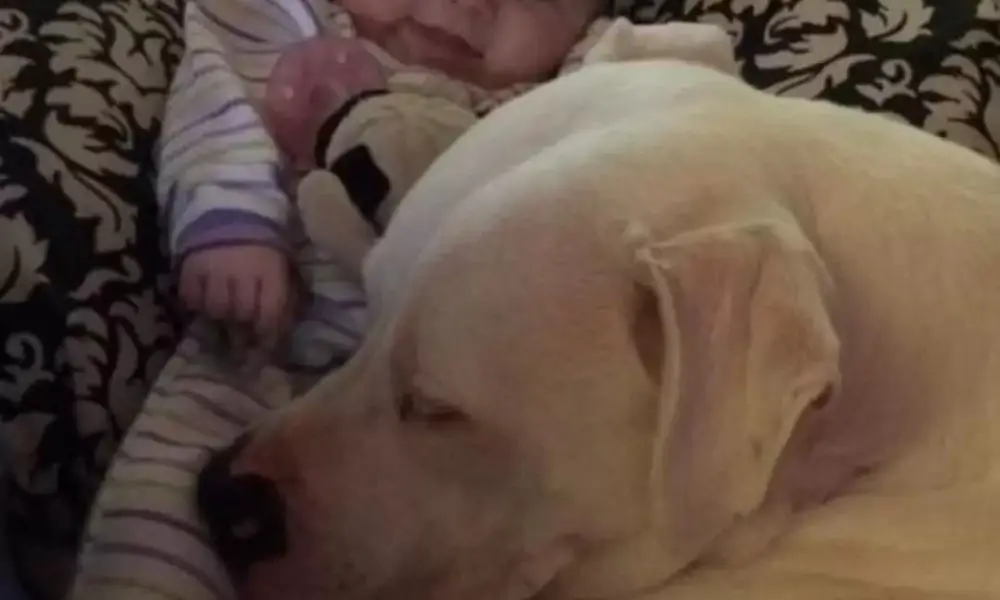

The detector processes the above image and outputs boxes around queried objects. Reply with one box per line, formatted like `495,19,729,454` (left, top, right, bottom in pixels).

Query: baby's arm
157,5,294,340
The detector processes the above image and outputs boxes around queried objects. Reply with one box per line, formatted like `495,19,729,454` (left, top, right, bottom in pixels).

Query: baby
158,0,603,363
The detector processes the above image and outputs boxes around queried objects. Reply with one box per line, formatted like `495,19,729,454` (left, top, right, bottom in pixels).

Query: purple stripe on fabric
161,181,181,223
187,47,228,65
254,0,323,35
177,237,290,264
130,430,214,450
265,0,299,35
186,48,274,86
150,385,251,428
208,43,286,55
301,297,366,341
183,214,285,241
100,508,212,547
194,178,285,197
163,124,265,167
181,371,268,404
177,385,263,419
178,51,229,87
239,71,270,85
118,451,200,472
178,202,285,238
305,0,323,33
186,45,280,73
162,163,281,199
203,378,271,410
177,222,284,256
197,4,268,43
175,208,287,258
89,542,226,600
164,98,255,147
305,0,324,35
183,60,234,89
310,320,362,342
233,0,299,36
184,48,253,81
309,294,367,314
160,120,264,167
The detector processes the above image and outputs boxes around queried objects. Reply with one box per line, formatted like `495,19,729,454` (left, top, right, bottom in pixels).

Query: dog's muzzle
197,432,289,580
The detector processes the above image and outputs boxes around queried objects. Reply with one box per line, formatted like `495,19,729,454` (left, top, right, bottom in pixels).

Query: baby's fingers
204,272,236,321
232,274,262,325
255,273,289,341
178,268,207,314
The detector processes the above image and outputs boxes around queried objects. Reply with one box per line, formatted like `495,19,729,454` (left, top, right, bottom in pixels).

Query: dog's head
198,152,840,599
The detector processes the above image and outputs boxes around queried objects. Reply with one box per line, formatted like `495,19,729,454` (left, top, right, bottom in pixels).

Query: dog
196,31,1000,600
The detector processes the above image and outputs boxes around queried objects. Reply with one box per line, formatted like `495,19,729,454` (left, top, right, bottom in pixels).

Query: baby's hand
264,35,387,167
179,245,294,345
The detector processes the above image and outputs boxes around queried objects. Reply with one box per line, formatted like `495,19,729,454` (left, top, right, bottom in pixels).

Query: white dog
196,26,1000,600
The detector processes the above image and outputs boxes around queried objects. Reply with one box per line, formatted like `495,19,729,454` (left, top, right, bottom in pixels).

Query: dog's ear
642,218,841,562
553,220,840,598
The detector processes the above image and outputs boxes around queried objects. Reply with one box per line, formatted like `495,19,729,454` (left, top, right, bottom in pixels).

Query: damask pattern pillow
0,1,183,597
615,0,1000,160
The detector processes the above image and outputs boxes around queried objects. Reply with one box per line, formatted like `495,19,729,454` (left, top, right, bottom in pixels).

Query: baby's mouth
405,19,483,61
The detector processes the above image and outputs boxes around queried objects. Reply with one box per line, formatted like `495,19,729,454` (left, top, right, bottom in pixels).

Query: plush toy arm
386,70,477,110
296,169,377,283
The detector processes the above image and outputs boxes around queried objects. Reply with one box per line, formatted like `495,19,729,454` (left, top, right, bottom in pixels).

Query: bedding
0,0,987,599
0,1,183,597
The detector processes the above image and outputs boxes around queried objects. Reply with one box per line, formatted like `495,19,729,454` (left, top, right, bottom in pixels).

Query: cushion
0,0,183,597
616,0,1000,160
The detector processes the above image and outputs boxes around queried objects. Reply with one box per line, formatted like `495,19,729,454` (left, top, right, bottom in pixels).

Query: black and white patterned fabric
0,1,184,597
0,0,996,598
615,0,1000,158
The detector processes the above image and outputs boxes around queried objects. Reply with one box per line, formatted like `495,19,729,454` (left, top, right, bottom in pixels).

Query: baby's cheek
483,39,571,86
490,15,583,81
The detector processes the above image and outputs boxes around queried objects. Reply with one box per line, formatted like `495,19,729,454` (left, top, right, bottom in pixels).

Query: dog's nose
197,432,289,580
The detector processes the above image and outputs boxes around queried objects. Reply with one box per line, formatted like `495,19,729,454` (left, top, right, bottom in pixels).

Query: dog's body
205,57,1000,600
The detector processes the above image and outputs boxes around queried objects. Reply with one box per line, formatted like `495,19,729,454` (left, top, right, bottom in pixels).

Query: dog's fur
222,41,1000,600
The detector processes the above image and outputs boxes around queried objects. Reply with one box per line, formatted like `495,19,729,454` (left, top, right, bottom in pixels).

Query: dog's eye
397,392,468,426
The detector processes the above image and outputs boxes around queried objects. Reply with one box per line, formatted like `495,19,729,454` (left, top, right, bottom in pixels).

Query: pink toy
264,34,388,168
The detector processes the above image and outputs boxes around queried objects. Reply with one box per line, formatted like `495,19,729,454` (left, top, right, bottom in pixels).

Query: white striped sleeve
156,0,324,263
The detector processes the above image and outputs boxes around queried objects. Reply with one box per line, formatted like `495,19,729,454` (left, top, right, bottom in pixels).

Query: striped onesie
157,0,528,371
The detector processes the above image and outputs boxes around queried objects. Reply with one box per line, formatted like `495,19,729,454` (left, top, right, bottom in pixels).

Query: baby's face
341,0,600,88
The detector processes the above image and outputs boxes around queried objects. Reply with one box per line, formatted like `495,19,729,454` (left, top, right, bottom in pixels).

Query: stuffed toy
296,73,478,283
295,19,737,281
